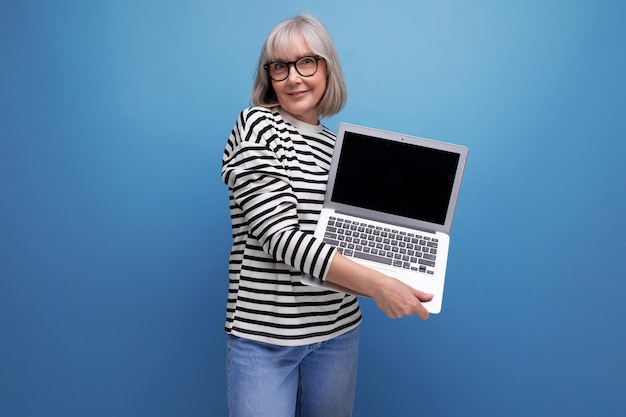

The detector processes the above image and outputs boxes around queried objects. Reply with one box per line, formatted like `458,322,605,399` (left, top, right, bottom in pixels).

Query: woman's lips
288,90,309,98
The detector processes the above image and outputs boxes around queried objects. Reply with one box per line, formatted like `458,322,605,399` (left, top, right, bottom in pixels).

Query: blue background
2,1,625,416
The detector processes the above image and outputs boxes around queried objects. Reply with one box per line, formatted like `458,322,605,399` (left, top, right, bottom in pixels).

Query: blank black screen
331,131,459,225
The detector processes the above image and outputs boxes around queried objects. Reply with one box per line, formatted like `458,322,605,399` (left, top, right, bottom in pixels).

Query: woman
221,14,433,417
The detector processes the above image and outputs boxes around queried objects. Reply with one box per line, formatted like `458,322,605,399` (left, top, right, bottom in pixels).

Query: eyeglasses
263,55,323,81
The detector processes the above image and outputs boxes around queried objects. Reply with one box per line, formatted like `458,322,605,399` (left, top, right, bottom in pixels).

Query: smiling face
270,34,327,125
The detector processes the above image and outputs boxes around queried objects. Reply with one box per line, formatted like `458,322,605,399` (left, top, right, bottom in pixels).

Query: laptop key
324,238,339,246
353,251,393,265
418,259,435,267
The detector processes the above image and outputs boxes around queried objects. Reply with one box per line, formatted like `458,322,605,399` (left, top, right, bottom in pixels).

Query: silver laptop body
301,123,468,314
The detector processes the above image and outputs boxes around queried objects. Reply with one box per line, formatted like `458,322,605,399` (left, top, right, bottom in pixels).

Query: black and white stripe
221,107,361,346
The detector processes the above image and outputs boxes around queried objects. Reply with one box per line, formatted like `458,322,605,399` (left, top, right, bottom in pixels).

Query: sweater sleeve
221,109,337,280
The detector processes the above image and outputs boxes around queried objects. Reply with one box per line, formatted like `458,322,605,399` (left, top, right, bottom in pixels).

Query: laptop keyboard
322,215,438,275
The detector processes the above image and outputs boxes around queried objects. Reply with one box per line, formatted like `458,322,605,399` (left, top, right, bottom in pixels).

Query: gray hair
250,14,347,119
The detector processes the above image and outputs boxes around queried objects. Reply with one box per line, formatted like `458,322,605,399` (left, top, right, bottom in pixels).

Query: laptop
301,123,468,313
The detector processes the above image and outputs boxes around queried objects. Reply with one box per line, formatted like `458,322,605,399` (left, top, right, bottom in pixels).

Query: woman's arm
325,253,433,320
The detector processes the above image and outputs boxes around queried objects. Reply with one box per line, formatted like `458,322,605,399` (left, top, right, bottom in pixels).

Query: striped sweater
221,106,361,346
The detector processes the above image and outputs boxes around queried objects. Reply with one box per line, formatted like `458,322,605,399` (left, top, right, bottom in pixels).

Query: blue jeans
226,326,360,417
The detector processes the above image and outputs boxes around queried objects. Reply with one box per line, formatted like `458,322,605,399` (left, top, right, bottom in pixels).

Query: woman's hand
371,276,433,320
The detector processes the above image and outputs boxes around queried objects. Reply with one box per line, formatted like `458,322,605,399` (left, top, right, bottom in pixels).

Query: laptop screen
331,131,460,225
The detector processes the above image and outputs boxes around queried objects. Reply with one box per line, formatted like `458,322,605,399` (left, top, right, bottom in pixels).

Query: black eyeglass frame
263,55,323,81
